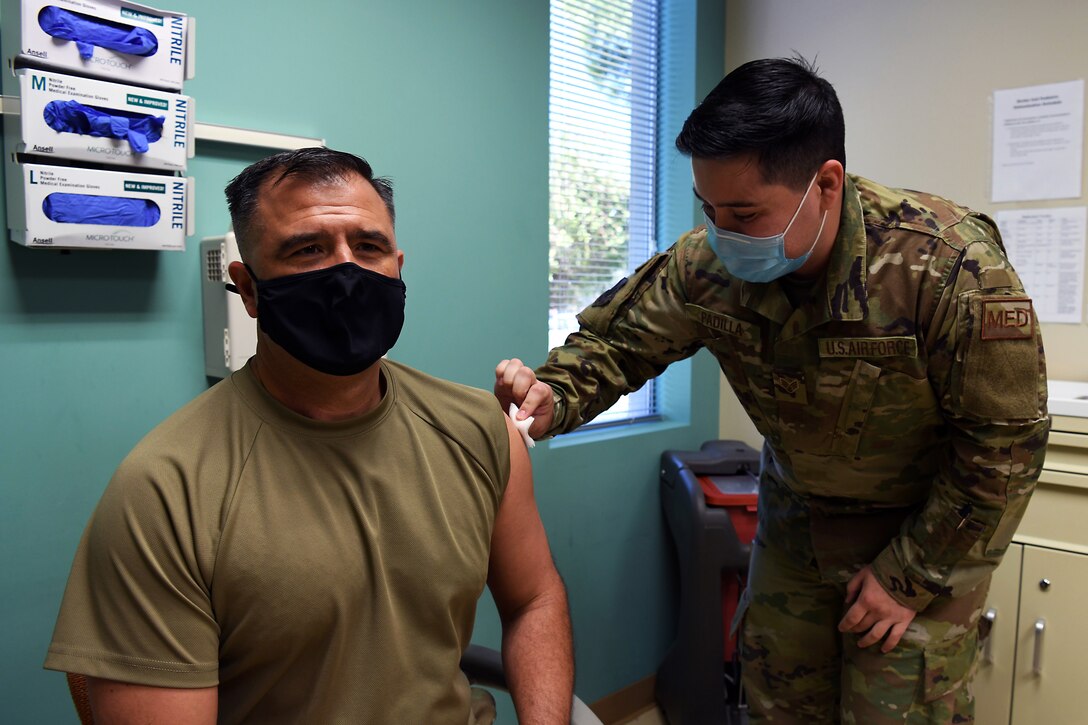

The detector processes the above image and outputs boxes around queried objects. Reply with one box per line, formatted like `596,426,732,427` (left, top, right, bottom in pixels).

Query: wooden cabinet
974,414,1088,725
1011,546,1088,724
974,543,1019,725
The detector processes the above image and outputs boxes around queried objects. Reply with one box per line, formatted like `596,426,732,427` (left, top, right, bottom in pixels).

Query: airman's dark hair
676,56,845,188
225,147,394,260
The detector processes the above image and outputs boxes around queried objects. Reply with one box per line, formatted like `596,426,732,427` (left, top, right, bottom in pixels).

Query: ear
396,248,405,274
814,160,844,216
227,261,259,319
816,159,845,199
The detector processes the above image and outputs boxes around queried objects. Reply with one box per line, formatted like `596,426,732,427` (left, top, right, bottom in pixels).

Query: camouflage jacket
537,175,1049,611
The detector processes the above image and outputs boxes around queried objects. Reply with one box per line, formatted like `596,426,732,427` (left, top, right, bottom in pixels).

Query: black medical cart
657,440,761,724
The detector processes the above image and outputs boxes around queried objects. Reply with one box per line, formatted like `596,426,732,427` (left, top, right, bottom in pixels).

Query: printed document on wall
996,207,1086,324
991,79,1084,202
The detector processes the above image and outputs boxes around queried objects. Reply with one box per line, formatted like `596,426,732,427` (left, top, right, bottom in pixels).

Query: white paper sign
992,80,1084,202
996,207,1086,324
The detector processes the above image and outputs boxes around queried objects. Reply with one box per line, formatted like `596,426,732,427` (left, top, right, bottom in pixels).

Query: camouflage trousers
736,476,988,724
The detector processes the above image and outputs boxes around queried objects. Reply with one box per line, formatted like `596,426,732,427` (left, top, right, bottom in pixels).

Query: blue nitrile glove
38,6,158,60
42,193,161,227
43,100,165,153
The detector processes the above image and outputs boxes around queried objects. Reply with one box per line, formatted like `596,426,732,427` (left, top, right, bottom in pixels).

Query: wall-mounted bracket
0,96,324,151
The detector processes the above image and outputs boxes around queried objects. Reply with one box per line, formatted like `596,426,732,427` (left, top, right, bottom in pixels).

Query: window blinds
549,0,659,425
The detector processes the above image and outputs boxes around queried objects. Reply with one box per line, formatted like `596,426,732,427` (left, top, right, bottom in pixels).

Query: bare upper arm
87,677,217,725
487,416,565,621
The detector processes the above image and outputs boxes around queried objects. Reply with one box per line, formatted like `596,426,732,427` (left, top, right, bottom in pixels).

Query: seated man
44,147,573,724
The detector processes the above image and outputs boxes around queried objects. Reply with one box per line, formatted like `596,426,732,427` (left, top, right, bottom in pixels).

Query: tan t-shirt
45,359,510,724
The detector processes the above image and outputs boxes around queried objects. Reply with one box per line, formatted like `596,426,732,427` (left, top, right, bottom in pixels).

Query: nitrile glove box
5,162,193,250
6,68,193,171
3,0,195,92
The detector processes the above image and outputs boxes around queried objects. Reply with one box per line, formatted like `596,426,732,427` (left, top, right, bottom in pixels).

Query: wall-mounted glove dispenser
5,161,193,250
1,0,195,93
6,68,193,170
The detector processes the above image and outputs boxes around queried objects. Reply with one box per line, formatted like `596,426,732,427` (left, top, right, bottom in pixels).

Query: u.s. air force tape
818,336,918,358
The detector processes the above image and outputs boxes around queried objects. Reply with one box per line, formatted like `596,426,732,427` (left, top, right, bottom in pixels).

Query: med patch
957,293,1042,419
980,298,1034,341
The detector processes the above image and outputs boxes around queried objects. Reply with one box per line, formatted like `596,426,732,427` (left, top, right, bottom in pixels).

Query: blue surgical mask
703,172,827,283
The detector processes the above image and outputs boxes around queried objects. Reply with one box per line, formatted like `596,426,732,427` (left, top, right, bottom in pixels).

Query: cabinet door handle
983,607,997,664
1033,618,1046,675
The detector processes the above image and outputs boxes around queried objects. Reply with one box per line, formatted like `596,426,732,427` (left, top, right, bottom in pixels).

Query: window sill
545,416,688,449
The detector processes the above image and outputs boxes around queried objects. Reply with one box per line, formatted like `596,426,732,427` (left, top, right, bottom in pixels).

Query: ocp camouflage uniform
536,175,1049,723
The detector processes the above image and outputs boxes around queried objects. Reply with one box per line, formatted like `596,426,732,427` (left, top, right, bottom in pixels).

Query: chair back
66,673,95,725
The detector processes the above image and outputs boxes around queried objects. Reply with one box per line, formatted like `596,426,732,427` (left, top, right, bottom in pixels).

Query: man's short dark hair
224,147,395,261
675,56,845,189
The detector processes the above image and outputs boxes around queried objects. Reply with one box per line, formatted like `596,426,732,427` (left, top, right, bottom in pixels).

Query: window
548,0,659,427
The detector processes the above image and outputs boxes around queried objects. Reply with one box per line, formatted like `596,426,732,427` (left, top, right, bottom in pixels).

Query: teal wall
0,2,723,722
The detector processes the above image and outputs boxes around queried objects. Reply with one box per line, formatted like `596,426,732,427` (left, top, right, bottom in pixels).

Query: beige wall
719,0,1088,443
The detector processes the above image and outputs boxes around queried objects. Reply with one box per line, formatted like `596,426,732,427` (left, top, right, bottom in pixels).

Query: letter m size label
981,297,1034,340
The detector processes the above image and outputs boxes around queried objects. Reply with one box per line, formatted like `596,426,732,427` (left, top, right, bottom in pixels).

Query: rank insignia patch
772,371,806,404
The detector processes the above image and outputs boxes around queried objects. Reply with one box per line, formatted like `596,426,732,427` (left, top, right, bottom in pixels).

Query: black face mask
241,262,406,376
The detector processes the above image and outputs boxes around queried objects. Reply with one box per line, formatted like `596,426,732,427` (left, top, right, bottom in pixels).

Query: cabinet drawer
1016,469,1088,551
1050,415,1088,436
1043,431,1088,477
